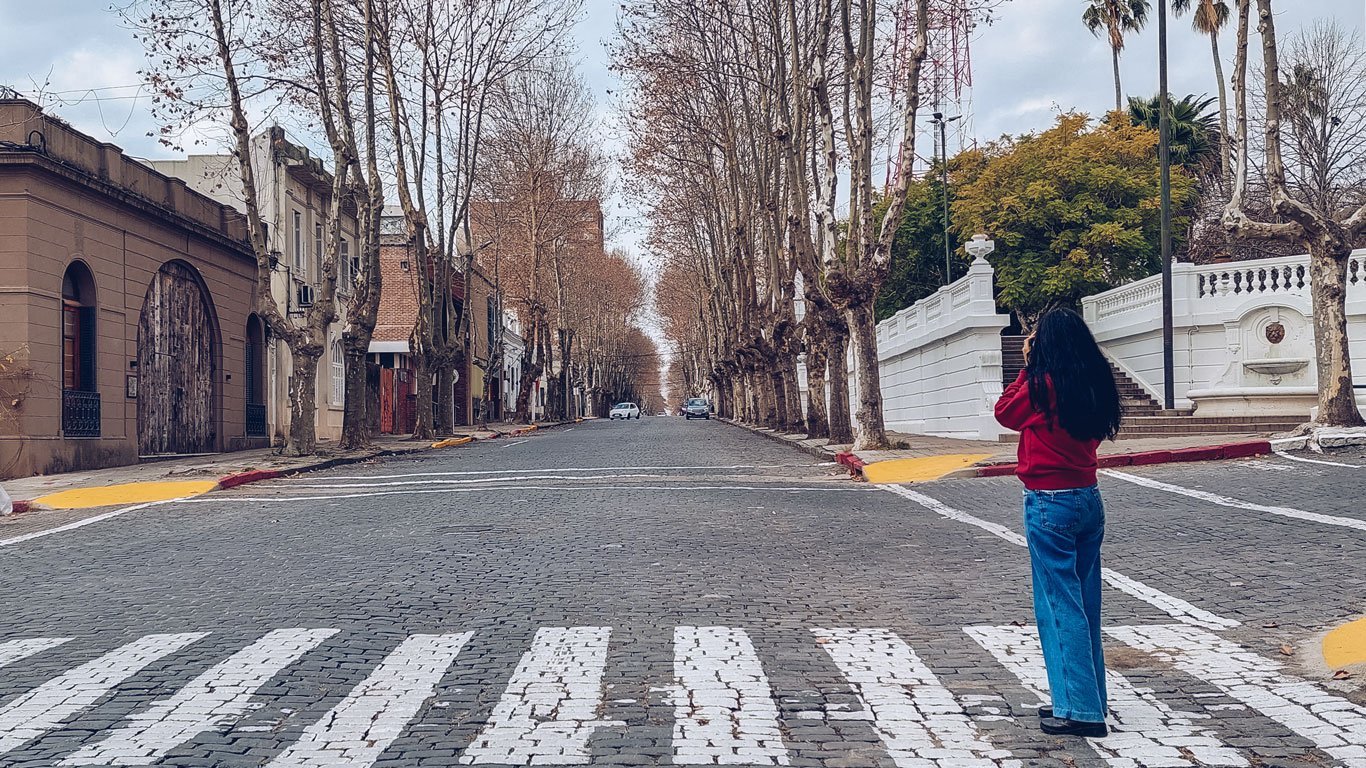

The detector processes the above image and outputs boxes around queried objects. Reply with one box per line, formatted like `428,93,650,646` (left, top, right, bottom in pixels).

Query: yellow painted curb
1323,617,1366,669
431,436,475,449
34,480,219,510
862,454,995,485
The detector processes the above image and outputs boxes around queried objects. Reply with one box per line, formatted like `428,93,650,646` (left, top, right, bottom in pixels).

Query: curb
718,418,844,465
834,452,867,480
948,440,1274,480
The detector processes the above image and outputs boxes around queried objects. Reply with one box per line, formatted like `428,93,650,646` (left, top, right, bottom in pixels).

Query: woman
994,307,1121,739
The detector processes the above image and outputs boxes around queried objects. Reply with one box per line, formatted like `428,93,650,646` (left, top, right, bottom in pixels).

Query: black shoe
1040,717,1108,738
1038,706,1052,719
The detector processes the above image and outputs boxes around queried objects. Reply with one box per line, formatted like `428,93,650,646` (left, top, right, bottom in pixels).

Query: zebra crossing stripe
265,632,472,768
0,637,71,669
61,628,339,766
964,625,1246,768
1107,624,1366,767
668,626,789,765
813,628,1016,767
1101,470,1366,534
460,627,623,765
0,632,207,754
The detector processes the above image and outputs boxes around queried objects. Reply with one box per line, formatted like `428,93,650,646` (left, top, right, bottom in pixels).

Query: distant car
610,402,642,420
683,397,711,420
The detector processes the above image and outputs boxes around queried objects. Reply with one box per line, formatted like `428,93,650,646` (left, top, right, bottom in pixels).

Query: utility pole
931,112,961,285
1158,0,1175,410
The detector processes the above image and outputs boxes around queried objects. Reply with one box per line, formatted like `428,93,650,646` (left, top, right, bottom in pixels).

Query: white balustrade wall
873,256,1011,439
1082,250,1366,417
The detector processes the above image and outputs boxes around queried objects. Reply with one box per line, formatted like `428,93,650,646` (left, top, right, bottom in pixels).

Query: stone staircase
998,335,1304,439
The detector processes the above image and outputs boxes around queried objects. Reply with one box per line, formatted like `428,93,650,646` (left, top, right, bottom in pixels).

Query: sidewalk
3,419,578,513
724,419,1298,483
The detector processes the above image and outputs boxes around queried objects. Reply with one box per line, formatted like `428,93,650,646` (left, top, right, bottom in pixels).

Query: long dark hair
1026,308,1122,442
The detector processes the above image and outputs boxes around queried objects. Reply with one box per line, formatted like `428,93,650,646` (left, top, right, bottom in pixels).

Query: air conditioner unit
297,283,315,308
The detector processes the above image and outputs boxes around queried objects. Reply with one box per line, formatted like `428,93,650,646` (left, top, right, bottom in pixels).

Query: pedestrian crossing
0,624,1361,767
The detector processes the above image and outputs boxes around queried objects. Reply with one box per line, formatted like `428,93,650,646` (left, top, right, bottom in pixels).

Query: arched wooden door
138,261,217,455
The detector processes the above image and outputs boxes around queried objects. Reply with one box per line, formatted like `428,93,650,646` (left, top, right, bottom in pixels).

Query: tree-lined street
1,420,1363,767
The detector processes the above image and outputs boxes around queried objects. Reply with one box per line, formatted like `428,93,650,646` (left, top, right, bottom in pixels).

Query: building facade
149,128,360,445
0,100,263,478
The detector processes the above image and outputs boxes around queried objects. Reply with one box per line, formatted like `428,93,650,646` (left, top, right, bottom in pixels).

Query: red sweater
994,370,1100,491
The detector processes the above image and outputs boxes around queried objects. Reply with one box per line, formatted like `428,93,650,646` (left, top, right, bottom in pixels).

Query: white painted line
0,637,71,670
813,628,1015,766
500,439,530,448
315,464,832,480
668,627,789,765
286,473,674,489
187,484,878,504
1107,624,1366,766
0,499,178,548
881,485,1239,630
965,625,1246,767
1102,469,1366,533
461,627,622,765
266,632,471,768
1272,447,1363,468
64,628,338,766
0,632,208,754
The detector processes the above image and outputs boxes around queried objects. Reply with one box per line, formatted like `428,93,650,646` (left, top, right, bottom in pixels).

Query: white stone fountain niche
1189,305,1317,417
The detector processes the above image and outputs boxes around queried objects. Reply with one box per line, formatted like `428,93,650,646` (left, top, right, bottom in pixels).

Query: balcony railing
246,403,268,437
62,389,101,438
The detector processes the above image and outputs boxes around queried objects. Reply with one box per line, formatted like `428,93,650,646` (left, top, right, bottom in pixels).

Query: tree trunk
1210,32,1232,184
781,351,803,432
847,302,888,449
1111,46,1123,113
1307,243,1366,426
804,335,831,439
412,353,433,439
436,365,454,434
288,348,323,455
826,329,853,444
339,334,372,449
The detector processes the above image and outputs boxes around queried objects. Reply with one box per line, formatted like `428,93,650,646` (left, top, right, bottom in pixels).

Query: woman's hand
1022,332,1035,364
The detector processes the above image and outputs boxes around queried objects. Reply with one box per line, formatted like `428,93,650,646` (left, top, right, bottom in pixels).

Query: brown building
0,100,263,479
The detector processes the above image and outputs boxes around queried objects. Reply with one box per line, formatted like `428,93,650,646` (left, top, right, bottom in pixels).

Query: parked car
683,397,711,420
610,402,642,420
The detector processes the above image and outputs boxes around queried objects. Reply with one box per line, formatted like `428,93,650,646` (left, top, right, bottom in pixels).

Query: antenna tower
886,0,977,186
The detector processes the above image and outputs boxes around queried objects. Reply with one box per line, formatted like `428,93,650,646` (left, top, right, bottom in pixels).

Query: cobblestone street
1,419,1363,767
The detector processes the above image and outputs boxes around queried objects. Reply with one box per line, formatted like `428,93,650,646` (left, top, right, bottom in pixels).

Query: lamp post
1158,0,1175,410
930,112,962,285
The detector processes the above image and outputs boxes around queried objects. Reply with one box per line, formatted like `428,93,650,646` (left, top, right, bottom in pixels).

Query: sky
0,0,1359,372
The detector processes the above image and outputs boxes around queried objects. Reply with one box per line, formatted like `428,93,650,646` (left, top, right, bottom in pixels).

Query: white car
610,402,642,420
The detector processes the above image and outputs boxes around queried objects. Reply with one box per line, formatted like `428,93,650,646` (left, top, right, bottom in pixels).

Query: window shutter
78,306,97,391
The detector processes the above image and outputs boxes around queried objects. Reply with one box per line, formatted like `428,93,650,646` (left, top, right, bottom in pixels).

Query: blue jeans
1024,485,1108,723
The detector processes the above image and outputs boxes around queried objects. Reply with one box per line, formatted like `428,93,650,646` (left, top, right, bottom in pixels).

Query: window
292,211,304,275
315,223,323,280
61,265,96,392
340,239,352,286
487,297,497,352
331,339,345,406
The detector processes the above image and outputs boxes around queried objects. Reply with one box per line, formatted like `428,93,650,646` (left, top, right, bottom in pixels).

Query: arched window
61,262,99,437
331,339,345,405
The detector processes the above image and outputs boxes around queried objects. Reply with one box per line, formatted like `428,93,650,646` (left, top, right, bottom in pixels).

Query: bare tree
128,0,344,455
1223,3,1366,426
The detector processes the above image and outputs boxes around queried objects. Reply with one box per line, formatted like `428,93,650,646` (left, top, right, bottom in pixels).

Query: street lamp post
1158,0,1175,410
931,112,962,286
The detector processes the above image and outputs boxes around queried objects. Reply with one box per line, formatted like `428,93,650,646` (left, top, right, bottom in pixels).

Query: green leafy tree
874,172,960,321
1082,0,1151,112
952,113,1198,329
1127,93,1221,170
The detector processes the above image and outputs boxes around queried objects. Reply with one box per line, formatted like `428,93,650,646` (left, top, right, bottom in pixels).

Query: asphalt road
0,418,1363,767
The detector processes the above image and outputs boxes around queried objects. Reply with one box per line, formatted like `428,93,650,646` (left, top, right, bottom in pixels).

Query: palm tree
1082,0,1152,113
1127,93,1221,170
1173,0,1232,181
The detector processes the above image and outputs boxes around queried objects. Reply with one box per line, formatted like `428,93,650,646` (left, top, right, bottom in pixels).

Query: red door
380,369,395,434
